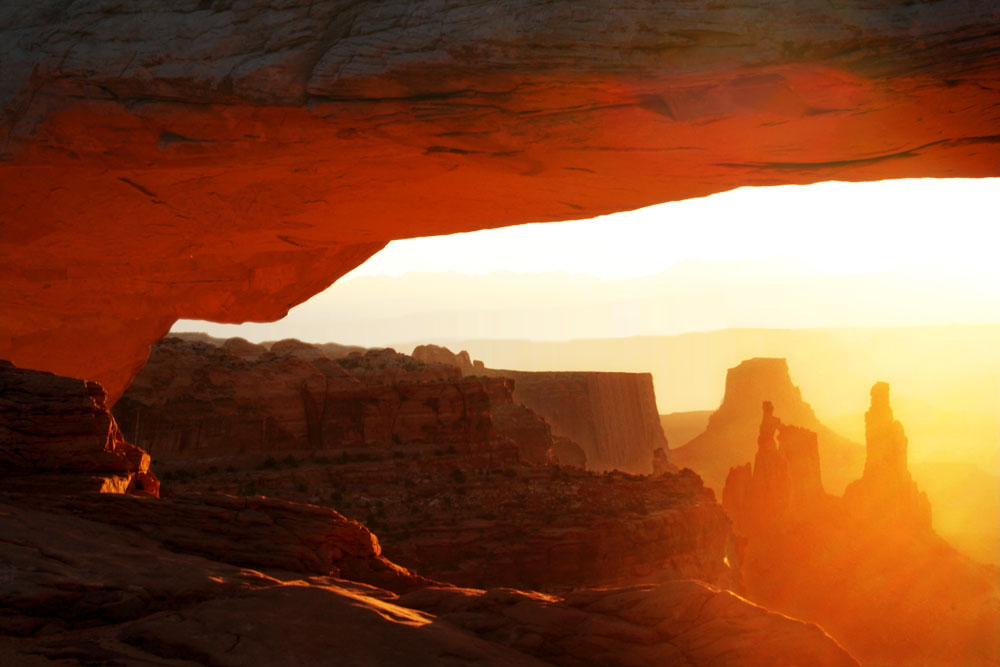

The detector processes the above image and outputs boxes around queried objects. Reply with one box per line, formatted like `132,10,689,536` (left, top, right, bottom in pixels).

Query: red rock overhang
1,1,998,401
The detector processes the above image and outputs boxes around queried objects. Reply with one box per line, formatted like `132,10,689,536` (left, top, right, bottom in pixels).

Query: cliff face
115,337,544,466
3,1,998,402
0,358,861,665
482,369,669,474
721,387,998,666
672,358,862,493
0,361,158,496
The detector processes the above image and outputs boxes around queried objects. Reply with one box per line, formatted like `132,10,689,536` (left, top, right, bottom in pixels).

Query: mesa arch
1,0,998,402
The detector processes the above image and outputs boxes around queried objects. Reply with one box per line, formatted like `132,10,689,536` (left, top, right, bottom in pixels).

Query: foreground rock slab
0,495,857,666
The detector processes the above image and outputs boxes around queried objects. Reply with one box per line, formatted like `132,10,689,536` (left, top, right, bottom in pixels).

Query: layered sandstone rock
115,337,548,466
3,1,998,402
0,362,158,496
672,358,862,492
548,436,588,469
0,494,857,667
482,369,669,474
26,491,430,595
401,581,858,667
412,345,663,472
162,451,737,593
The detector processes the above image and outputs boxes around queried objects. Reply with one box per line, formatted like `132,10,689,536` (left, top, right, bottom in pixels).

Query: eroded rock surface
412,345,667,473
0,362,858,666
115,337,544,466
401,581,858,667
0,361,158,495
482,369,669,474
0,494,859,667
2,1,998,400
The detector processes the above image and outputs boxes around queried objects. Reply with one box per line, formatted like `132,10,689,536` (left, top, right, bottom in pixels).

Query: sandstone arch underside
1,0,998,402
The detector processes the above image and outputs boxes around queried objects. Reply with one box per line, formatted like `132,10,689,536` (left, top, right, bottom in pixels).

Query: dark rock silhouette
721,387,998,666
842,382,932,529
672,358,861,493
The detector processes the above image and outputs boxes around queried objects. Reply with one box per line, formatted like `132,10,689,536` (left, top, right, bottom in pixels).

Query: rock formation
114,337,561,466
722,402,827,535
651,447,672,476
0,359,860,665
400,581,858,667
842,382,932,529
412,344,484,374
481,369,670,474
0,495,858,666
672,358,862,493
0,361,158,496
721,387,999,666
548,436,588,469
2,1,998,401
414,344,668,472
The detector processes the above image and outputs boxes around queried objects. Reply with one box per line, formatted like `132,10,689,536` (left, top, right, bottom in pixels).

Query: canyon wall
416,345,667,473
0,356,862,665
115,337,563,466
0,361,158,496
2,1,998,401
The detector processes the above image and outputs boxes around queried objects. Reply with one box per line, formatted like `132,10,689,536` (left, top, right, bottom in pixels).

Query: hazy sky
173,178,1000,344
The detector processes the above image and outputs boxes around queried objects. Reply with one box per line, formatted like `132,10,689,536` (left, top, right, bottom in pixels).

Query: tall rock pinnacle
844,382,931,529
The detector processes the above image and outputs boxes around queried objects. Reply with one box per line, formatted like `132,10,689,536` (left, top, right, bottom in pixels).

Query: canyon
114,337,727,592
0,359,860,666
2,2,998,664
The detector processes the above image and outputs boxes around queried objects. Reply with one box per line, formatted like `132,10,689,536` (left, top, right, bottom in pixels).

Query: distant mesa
671,357,862,493
416,344,669,474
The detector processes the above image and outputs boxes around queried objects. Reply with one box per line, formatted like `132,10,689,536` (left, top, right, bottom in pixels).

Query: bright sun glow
340,178,1000,281
174,177,1000,347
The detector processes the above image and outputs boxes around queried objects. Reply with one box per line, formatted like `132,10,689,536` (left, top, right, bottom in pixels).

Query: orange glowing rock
842,382,932,529
1,2,998,401
722,384,998,665
673,358,861,493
